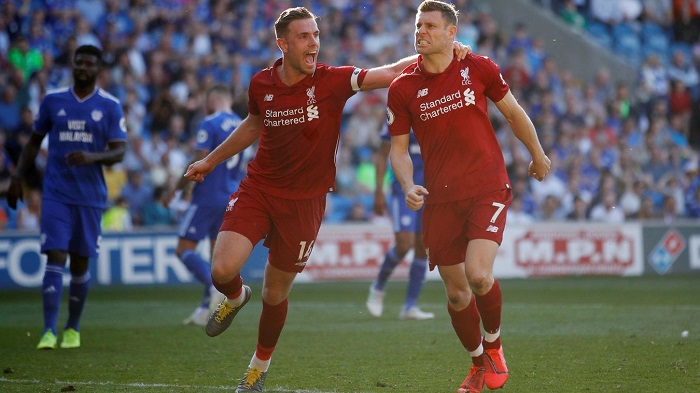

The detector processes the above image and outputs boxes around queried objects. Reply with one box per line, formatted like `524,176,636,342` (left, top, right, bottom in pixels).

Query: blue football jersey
379,124,424,195
191,111,244,207
35,87,127,208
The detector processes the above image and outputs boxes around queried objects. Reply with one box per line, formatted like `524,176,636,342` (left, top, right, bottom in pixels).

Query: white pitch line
0,377,371,393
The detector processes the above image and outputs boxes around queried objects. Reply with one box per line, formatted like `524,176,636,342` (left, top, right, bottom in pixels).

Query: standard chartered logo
307,105,319,121
419,88,477,121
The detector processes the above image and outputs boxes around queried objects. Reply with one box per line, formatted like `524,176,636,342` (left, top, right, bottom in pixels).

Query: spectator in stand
559,0,588,30
119,169,153,226
667,49,700,101
641,0,674,30
16,188,41,232
672,0,700,43
567,194,590,221
508,195,535,224
637,53,670,115
7,35,44,83
589,189,626,223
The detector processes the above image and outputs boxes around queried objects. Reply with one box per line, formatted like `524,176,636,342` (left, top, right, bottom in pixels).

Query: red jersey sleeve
479,55,510,103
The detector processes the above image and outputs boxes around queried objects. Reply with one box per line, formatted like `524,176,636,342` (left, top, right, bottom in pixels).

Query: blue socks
42,264,64,334
66,271,90,331
405,258,427,309
180,250,213,307
374,248,400,292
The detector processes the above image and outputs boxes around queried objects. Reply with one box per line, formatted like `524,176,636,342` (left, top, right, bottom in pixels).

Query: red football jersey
247,59,367,199
387,54,511,204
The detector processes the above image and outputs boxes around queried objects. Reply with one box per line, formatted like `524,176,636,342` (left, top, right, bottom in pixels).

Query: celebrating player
167,84,245,326
367,123,434,320
386,2,550,392
7,45,127,350
184,6,471,393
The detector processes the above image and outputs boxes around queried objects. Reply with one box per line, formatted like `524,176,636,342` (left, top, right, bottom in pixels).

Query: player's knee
467,273,493,296
445,286,471,309
261,286,288,305
45,251,68,266
210,262,234,283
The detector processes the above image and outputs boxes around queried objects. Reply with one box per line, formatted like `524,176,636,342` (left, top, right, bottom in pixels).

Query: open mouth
416,39,430,47
304,50,317,66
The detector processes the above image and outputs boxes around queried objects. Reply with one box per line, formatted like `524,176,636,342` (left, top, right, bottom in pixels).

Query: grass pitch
1,276,699,392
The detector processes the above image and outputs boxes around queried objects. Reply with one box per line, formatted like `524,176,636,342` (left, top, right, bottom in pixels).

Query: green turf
1,276,699,392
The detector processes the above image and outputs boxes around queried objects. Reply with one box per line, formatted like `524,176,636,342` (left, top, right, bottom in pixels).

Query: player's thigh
69,204,102,258
422,202,468,269
41,200,101,258
437,263,471,308
464,188,512,244
215,188,272,277
40,199,72,254
211,231,255,279
266,194,326,273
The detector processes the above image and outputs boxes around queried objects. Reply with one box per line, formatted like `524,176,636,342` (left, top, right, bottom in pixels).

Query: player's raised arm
185,113,262,182
360,41,472,91
494,90,551,181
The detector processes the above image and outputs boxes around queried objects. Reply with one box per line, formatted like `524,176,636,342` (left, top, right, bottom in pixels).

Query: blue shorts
389,191,422,234
177,204,226,242
40,199,103,258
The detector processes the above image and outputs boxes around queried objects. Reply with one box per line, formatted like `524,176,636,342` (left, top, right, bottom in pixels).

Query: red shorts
219,182,326,273
422,188,512,270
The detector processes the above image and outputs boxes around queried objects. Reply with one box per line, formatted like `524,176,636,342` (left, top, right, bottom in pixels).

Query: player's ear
277,37,288,53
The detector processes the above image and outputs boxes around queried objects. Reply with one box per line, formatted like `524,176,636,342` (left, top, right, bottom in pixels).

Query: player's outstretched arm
360,42,472,91
185,113,262,182
494,91,551,181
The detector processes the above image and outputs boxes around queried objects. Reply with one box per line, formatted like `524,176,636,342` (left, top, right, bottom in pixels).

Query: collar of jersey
417,55,459,77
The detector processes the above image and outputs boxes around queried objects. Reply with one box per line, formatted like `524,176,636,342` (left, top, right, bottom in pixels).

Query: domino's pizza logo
649,229,685,274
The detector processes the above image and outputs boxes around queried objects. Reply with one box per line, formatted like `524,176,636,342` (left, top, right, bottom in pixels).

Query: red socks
256,298,289,360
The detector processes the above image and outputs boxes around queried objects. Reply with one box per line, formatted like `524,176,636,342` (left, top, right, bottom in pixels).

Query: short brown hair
418,1,459,27
274,7,318,39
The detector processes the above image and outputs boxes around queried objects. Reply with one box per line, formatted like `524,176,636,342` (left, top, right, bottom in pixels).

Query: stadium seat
586,22,612,49
641,23,670,61
612,23,643,66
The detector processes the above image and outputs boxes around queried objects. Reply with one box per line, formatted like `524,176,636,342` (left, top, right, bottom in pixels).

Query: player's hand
405,185,428,211
373,191,386,216
65,151,96,166
453,41,472,60
184,159,214,182
6,177,23,210
528,155,552,182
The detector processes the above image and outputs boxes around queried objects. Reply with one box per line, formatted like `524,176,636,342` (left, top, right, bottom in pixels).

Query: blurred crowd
1,0,700,231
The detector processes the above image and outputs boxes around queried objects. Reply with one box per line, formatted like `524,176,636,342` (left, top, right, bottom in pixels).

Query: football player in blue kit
7,45,127,349
367,124,434,320
167,84,246,326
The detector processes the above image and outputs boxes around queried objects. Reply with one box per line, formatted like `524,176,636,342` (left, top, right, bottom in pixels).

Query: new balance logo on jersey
417,88,428,98
264,94,273,102
188,227,197,234
463,88,476,106
226,197,238,212
295,261,307,267
486,225,499,233
57,109,67,116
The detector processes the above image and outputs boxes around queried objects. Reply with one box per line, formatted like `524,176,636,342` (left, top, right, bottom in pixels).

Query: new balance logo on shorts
486,225,499,233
